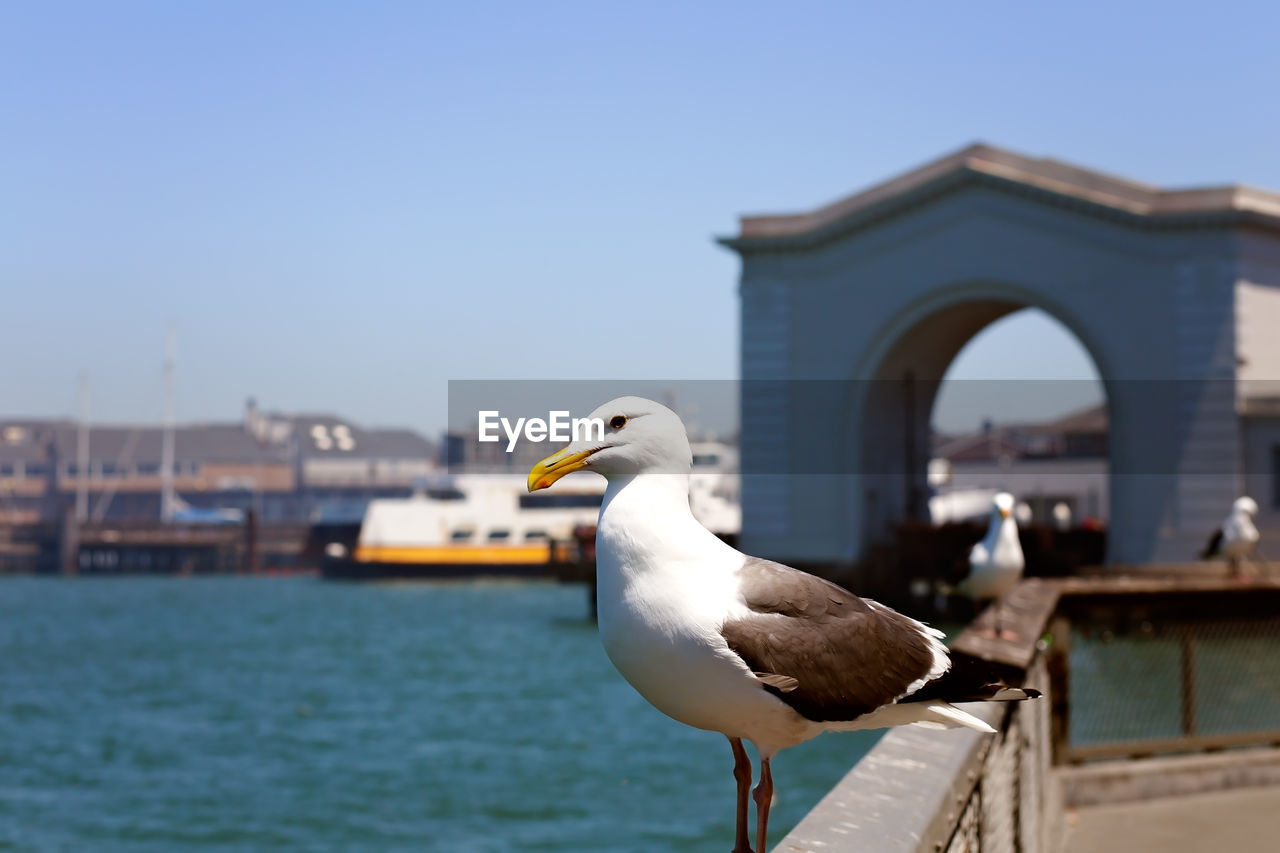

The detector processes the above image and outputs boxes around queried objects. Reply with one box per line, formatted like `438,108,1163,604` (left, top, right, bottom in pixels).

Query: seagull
528,397,1039,853
1051,501,1072,532
958,492,1025,641
1201,496,1266,579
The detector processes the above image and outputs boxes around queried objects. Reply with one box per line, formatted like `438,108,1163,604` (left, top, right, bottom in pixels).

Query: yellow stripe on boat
353,544,556,565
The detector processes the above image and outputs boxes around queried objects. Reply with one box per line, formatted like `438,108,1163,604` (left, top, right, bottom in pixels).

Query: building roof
720,143,1280,249
258,412,434,459
1029,404,1108,435
0,415,435,467
933,431,1025,463
0,421,61,465
0,421,284,466
933,404,1108,463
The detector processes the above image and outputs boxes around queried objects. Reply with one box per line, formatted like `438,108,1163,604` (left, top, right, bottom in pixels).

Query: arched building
719,144,1280,566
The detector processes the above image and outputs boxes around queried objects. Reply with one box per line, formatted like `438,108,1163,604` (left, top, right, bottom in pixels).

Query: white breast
1223,513,1260,555
593,476,812,746
599,559,751,728
966,518,1024,599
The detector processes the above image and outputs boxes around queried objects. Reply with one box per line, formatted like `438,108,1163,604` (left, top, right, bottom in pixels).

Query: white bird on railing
1201,496,1267,579
528,397,1039,853
959,492,1025,640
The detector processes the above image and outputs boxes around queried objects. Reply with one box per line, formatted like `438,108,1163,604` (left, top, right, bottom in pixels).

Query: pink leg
728,737,754,853
753,757,774,853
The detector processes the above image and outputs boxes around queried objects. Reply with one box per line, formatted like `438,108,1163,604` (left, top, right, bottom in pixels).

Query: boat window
450,530,474,541
692,454,720,467
487,530,511,541
426,488,466,501
524,530,549,541
518,493,603,509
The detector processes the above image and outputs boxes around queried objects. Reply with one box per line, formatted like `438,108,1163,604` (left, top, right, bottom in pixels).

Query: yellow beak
527,447,597,492
1000,508,1010,519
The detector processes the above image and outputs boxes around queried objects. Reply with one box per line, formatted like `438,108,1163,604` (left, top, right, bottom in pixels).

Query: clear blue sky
4,2,1277,435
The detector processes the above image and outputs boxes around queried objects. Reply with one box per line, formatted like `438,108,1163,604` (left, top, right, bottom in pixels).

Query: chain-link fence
1066,615,1280,760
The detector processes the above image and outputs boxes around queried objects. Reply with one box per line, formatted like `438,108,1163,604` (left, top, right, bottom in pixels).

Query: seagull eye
609,415,627,430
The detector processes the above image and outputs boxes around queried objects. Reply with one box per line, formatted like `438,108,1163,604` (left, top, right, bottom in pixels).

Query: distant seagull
1201,497,1267,578
1052,502,1072,531
959,492,1026,640
528,397,1038,853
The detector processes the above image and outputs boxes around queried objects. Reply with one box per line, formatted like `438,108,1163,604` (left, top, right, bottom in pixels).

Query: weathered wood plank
1058,746,1280,807
1060,571,1280,596
1066,730,1280,763
774,704,1003,853
951,578,1060,671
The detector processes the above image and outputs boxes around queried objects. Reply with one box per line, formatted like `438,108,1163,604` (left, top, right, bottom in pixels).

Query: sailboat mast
160,327,176,522
76,372,89,522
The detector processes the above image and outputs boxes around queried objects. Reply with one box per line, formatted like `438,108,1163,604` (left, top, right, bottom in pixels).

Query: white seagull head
992,491,1016,521
1233,496,1258,517
527,396,692,491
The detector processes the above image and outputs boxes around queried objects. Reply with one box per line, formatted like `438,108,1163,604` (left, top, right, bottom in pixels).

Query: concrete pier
1063,785,1280,853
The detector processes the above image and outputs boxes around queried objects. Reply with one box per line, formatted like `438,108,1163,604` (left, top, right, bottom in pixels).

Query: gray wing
719,557,944,723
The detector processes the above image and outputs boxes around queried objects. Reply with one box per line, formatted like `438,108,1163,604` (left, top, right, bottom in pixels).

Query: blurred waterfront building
0,399,436,525
444,430,572,475
930,405,1108,524
722,143,1280,566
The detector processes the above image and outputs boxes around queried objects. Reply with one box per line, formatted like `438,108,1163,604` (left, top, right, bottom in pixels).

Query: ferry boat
321,442,739,580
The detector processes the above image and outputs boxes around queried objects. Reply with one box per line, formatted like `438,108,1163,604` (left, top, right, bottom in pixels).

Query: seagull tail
910,684,1042,733
914,702,996,733
1201,528,1223,560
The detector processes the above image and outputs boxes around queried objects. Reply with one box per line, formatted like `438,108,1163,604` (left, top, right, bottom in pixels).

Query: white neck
987,515,1022,556
596,473,728,580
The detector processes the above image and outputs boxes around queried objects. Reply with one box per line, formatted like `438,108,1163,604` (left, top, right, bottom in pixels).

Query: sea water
0,577,881,851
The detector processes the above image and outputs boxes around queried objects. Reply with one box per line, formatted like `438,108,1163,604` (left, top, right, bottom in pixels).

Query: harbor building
721,143,1280,566
931,404,1109,525
0,400,436,526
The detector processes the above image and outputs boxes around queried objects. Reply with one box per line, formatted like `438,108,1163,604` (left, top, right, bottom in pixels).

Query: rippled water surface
0,577,884,851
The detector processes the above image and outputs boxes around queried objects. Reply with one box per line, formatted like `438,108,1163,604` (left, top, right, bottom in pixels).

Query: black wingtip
900,654,1043,705
1201,528,1223,559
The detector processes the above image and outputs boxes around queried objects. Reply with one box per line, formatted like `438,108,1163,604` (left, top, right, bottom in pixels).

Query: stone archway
721,145,1280,567
845,284,1111,560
